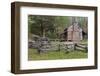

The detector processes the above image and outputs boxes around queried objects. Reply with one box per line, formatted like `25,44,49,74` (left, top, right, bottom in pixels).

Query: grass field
28,48,88,61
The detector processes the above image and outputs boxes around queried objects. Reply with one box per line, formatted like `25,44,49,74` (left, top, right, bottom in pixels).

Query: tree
28,15,56,38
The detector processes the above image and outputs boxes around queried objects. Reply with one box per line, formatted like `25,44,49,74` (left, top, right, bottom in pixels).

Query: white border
20,7,95,70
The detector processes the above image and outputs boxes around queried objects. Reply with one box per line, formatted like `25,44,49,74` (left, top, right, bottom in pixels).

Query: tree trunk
41,23,45,37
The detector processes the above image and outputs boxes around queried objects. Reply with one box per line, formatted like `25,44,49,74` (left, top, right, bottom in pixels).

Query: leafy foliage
28,15,88,39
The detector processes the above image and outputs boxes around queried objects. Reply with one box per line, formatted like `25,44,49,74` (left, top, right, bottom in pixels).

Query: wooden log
76,44,87,49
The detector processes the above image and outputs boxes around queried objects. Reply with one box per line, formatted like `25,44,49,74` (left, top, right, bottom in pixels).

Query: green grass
28,48,88,61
